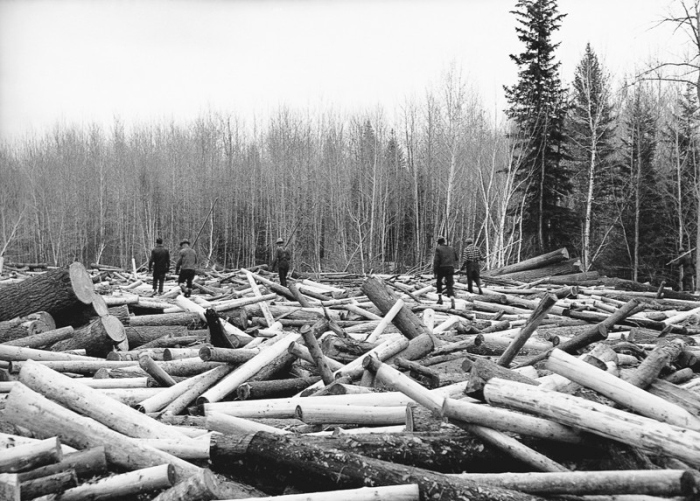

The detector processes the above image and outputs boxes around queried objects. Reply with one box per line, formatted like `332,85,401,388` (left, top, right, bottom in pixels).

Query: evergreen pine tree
504,0,573,255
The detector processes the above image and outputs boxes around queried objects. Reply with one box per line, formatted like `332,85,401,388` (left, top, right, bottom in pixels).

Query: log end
68,262,96,305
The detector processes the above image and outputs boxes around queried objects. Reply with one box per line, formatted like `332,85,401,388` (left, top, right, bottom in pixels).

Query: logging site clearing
1,248,700,501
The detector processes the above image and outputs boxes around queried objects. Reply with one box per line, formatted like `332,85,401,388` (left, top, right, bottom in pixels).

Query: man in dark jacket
433,236,458,308
175,240,197,298
460,238,484,294
148,237,170,295
271,237,291,287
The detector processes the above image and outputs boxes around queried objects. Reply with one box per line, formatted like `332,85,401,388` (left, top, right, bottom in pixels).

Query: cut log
361,277,427,340
496,258,581,282
0,263,95,326
150,468,222,501
448,469,694,496
3,382,202,480
50,315,127,357
140,354,178,387
206,411,291,436
34,464,175,501
483,377,700,469
20,469,78,499
199,346,259,364
128,312,202,329
138,364,234,414
125,325,190,348
486,248,569,277
497,294,558,367
211,432,546,501
0,345,99,362
17,360,194,441
545,349,700,430
0,312,56,343
0,473,19,501
204,308,237,349
300,319,334,384
624,338,686,389
363,356,568,473
3,326,74,349
295,403,406,426
0,437,62,473
297,431,555,474
237,376,321,400
198,333,302,404
17,447,107,482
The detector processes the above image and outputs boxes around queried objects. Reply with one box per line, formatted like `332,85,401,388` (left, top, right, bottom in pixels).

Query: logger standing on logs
271,238,291,288
433,236,458,308
147,237,170,296
175,240,197,298
460,237,484,295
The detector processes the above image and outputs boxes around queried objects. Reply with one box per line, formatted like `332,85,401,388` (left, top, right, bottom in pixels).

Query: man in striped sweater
460,238,484,295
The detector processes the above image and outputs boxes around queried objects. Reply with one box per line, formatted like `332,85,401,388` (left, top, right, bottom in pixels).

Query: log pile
0,253,700,499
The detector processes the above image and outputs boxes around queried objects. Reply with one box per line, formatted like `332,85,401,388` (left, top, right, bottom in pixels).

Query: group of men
147,238,197,297
433,236,485,308
147,237,291,296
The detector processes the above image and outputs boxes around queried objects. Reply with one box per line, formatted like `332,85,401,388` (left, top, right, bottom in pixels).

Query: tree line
1,0,698,290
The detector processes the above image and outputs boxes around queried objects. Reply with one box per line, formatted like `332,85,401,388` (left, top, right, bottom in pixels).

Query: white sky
0,0,689,142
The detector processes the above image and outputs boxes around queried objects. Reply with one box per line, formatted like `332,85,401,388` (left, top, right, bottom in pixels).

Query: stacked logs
0,254,700,499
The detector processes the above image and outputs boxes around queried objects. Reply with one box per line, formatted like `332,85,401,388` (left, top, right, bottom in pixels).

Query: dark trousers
152,271,166,293
466,262,482,293
436,267,455,297
278,263,289,288
178,269,195,297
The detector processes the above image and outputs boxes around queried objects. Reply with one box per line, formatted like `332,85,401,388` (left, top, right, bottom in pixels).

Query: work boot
185,288,192,298
437,295,443,305
478,287,483,295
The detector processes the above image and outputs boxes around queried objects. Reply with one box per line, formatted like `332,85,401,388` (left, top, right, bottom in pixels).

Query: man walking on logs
271,237,291,288
175,240,197,298
433,236,458,309
460,237,484,295
148,237,170,296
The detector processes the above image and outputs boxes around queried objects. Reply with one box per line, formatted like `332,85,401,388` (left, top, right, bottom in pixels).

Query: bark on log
204,308,238,349
210,432,546,501
483,377,700,469
138,333,207,350
648,378,700,416
295,404,405,426
237,377,321,400
0,263,95,326
129,312,202,329
300,319,334,384
0,437,62,473
3,326,74,349
0,345,99,363
448,469,694,496
17,447,107,482
50,315,127,357
361,277,427,340
20,469,78,500
486,248,569,277
125,325,190,348
496,258,581,282
462,356,540,397
140,354,178,387
624,338,686,389
3,383,201,480
199,346,258,364
289,431,527,474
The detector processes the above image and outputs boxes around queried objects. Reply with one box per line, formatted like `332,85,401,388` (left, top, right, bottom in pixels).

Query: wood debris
1,249,700,500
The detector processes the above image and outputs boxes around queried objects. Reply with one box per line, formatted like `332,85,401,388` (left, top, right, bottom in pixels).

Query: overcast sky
0,0,689,142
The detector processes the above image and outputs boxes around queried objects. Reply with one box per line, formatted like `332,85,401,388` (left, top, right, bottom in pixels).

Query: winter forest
2,0,700,289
